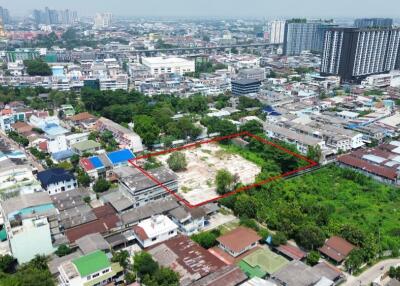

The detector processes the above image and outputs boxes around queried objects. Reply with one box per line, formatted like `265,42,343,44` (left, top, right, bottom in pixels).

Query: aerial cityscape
0,1,399,285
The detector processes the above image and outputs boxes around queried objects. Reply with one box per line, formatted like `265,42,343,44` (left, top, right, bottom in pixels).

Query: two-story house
168,205,206,235
58,250,123,286
132,215,178,248
37,168,77,195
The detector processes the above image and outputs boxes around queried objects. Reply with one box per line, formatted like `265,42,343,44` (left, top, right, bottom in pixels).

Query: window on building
92,273,100,279
152,237,157,241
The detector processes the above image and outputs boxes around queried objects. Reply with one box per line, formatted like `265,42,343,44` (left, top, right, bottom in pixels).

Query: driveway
203,212,237,232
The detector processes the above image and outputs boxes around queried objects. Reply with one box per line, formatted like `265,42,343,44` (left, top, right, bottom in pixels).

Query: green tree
271,232,287,247
0,255,15,273
142,267,180,286
27,255,49,271
239,217,259,231
134,115,160,146
133,251,159,279
240,120,263,135
295,225,325,251
92,178,111,193
55,244,72,257
215,169,235,195
167,152,187,171
24,59,52,76
388,266,400,280
77,171,91,187
234,194,257,219
345,249,364,273
306,251,320,266
111,250,129,269
70,154,80,168
161,135,175,148
307,145,322,163
238,96,262,110
191,230,220,249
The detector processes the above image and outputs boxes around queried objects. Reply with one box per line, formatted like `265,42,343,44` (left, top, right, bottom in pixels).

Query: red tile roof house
216,227,261,258
276,243,307,261
318,236,356,264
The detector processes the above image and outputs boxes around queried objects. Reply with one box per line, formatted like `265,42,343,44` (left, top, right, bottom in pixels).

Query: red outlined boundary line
128,131,318,208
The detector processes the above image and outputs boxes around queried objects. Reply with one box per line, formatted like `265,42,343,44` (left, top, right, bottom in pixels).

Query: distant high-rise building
0,18,6,39
32,8,77,25
0,7,10,24
354,18,393,28
268,20,286,44
321,27,400,82
58,9,78,25
283,19,333,55
94,13,112,29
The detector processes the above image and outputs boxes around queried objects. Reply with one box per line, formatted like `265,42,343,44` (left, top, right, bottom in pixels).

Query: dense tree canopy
134,115,161,146
55,244,72,257
133,251,179,286
191,229,221,249
24,59,52,76
93,178,111,193
0,255,54,286
239,120,264,135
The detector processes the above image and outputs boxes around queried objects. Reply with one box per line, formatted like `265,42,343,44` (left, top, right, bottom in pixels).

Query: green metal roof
72,250,110,277
0,228,6,241
71,140,101,152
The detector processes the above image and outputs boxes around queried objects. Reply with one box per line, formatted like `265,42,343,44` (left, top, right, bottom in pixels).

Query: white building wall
9,218,54,264
47,135,68,154
269,20,286,44
46,178,77,195
139,229,178,248
142,57,195,76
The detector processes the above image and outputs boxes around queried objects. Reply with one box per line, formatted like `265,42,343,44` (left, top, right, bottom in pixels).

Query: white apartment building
100,75,128,91
269,20,286,44
142,57,195,76
9,217,54,264
362,71,400,88
133,215,178,248
94,13,112,29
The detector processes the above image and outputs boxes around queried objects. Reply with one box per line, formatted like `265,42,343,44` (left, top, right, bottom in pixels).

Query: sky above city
1,0,399,18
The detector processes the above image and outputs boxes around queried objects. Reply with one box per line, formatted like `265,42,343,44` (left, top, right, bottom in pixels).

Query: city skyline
1,0,400,18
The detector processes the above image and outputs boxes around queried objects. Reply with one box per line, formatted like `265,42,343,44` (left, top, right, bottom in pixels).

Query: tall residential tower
321,27,400,82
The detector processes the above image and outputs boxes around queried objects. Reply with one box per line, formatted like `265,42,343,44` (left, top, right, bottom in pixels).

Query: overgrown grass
220,144,265,167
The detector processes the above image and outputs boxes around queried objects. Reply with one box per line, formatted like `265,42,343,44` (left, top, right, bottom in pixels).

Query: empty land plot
157,143,261,205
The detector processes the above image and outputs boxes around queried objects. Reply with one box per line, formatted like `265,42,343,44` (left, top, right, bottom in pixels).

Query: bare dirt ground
157,143,261,205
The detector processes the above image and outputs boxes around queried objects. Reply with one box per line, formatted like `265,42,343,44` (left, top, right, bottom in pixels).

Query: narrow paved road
344,259,400,286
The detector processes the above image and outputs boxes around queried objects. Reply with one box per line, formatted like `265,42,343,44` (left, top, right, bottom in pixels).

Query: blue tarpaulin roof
89,156,104,169
107,149,135,165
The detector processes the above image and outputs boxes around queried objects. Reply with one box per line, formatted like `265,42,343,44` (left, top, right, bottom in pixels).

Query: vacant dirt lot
157,143,261,205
